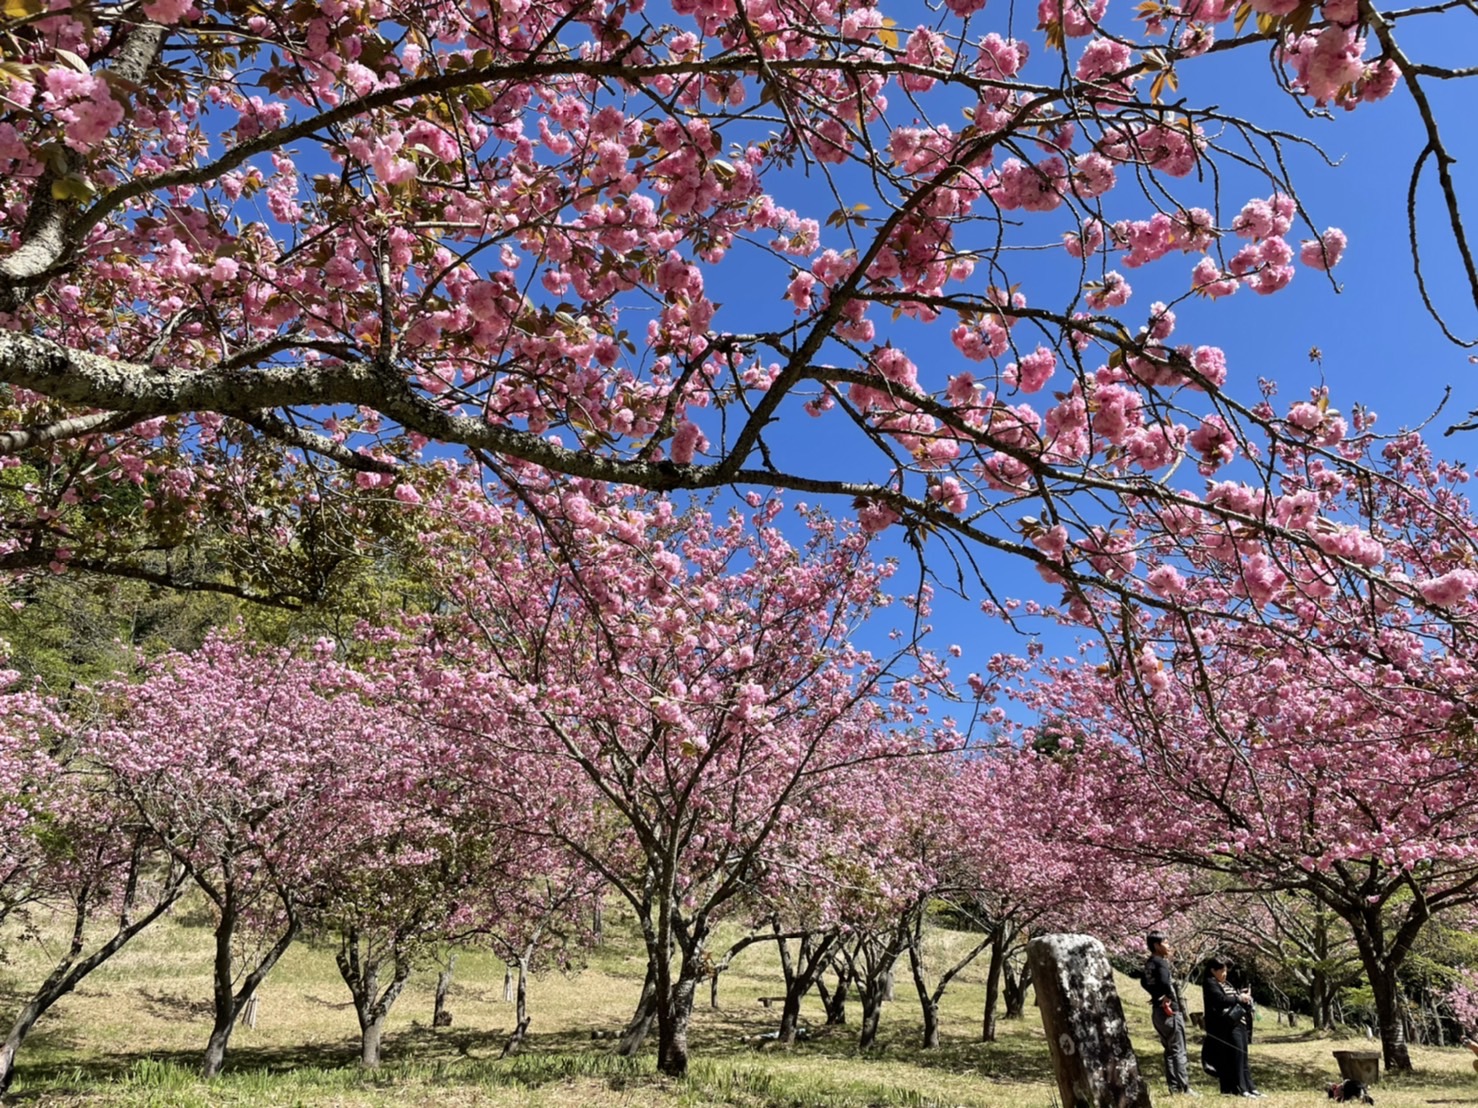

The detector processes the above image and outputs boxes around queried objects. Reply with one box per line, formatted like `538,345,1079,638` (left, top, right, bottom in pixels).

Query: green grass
3,903,1477,1105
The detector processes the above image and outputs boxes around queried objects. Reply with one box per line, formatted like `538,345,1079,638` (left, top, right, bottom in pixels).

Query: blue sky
680,6,1478,693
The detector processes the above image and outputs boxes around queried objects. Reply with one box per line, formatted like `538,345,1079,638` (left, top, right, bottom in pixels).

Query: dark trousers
1206,1021,1254,1094
1152,1006,1192,1092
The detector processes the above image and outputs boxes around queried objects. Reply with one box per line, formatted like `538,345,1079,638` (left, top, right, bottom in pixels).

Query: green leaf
0,0,45,22
462,84,494,111
50,175,95,202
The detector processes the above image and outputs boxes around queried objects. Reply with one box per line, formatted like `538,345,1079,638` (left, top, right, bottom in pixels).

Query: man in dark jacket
1143,932,1196,1095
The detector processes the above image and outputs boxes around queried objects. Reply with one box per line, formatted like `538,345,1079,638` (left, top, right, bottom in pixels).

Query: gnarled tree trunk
616,955,658,1056
335,926,413,1068
200,890,299,1079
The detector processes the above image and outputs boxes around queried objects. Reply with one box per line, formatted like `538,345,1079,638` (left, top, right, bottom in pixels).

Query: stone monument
1029,933,1153,1108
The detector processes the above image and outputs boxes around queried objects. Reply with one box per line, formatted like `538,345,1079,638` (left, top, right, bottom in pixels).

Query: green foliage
0,490,445,693
0,572,238,693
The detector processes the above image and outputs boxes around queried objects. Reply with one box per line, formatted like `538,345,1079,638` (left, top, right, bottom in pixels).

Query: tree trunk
710,967,721,1009
335,926,414,1068
200,892,298,1079
778,992,802,1044
0,1038,19,1099
906,910,989,1051
361,1017,386,1068
774,930,835,1045
982,931,1006,1042
919,997,940,1049
503,963,514,1003
1003,952,1030,1019
517,956,529,1028
1370,969,1411,1072
1344,904,1418,1073
655,967,697,1076
433,953,456,1027
821,966,849,1025
337,934,413,1068
616,957,658,1056
0,865,182,1095
906,918,938,1049
353,946,381,1062
844,927,904,1051
201,1021,232,1081
858,979,884,1049
499,955,532,1058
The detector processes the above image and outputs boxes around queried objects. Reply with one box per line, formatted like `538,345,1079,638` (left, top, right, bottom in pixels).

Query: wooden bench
757,996,786,1008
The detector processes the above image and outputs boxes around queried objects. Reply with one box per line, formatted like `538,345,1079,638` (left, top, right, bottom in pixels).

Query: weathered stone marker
1333,1049,1381,1086
1029,933,1153,1108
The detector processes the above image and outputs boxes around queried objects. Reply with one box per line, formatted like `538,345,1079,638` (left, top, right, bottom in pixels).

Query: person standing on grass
1143,932,1198,1096
1202,956,1262,1098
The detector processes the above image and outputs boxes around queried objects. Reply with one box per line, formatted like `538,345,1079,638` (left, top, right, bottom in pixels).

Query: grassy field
3,903,1477,1106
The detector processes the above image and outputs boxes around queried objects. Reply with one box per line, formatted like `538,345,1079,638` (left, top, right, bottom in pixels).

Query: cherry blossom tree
0,671,187,1095
1007,427,1478,1071
0,0,1470,614
482,860,602,1058
928,741,1177,1041
739,748,934,1046
397,481,959,1076
92,634,390,1078
1192,888,1362,1028
307,710,511,1070
1446,968,1478,1037
0,668,66,926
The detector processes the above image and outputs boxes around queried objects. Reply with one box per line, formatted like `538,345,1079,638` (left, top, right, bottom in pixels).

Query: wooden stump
1028,934,1153,1108
1333,1050,1381,1085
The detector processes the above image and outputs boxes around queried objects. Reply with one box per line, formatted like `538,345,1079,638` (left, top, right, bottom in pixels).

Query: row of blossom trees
0,492,1132,1086
0,0,1476,1085
7,428,1478,1082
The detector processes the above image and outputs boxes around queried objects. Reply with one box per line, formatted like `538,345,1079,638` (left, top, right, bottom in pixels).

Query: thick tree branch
0,410,139,455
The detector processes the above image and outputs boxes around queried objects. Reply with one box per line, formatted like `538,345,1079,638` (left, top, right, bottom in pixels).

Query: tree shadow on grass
6,1043,345,1101
299,991,354,1012
3,1024,1084,1107
136,989,213,1021
761,1020,1054,1085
